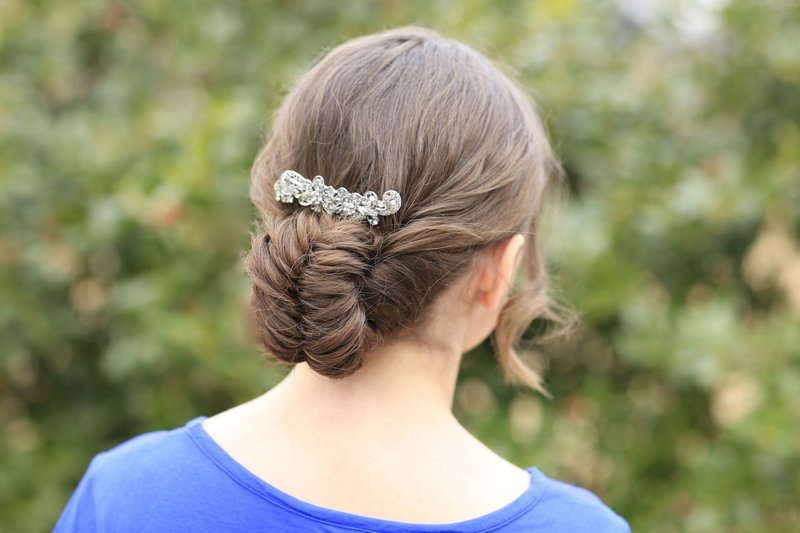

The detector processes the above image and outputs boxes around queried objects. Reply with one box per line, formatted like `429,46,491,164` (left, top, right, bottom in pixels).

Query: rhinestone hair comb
274,170,402,226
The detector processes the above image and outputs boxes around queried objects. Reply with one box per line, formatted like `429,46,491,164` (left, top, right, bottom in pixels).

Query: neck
264,337,465,430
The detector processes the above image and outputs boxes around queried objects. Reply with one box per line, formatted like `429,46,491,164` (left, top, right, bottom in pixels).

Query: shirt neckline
184,415,548,533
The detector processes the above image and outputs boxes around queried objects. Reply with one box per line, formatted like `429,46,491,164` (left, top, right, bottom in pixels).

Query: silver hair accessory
274,170,402,226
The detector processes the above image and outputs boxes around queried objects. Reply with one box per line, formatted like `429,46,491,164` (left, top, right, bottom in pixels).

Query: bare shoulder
444,425,534,506
200,391,276,453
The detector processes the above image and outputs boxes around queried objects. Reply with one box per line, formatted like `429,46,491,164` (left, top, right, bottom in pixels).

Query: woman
56,26,630,532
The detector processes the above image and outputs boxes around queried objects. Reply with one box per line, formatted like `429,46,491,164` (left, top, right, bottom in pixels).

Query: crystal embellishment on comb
274,170,402,226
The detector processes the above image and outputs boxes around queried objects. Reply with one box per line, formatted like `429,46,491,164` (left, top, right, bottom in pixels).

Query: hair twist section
244,210,384,377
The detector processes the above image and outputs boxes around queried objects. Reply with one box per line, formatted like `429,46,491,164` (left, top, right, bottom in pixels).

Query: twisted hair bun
245,209,384,378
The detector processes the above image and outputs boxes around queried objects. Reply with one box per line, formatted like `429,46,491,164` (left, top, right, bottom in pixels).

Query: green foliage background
2,0,798,531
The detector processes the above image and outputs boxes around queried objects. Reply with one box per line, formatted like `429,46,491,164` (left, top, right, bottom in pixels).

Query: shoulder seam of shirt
185,424,546,533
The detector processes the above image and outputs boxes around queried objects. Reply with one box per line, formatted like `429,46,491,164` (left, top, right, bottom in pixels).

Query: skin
203,233,530,523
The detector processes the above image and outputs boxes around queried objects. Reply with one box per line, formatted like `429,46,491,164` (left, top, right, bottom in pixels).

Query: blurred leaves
1,0,799,531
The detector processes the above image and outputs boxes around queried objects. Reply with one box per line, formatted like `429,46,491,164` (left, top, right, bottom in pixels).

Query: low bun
244,209,383,378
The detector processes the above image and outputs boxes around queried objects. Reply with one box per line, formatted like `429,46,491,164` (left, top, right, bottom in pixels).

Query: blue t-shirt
55,415,630,532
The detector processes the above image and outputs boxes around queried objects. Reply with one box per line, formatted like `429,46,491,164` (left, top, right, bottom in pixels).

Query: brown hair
245,26,562,394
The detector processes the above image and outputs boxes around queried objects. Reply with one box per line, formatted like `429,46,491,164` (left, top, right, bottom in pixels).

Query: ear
476,234,526,309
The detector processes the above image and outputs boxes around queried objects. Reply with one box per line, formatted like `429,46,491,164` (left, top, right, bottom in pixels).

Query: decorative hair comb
274,170,402,226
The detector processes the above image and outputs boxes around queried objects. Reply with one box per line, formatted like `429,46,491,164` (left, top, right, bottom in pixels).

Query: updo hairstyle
245,27,561,392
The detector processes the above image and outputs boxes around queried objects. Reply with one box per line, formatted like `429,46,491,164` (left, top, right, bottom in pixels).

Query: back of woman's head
246,26,561,393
